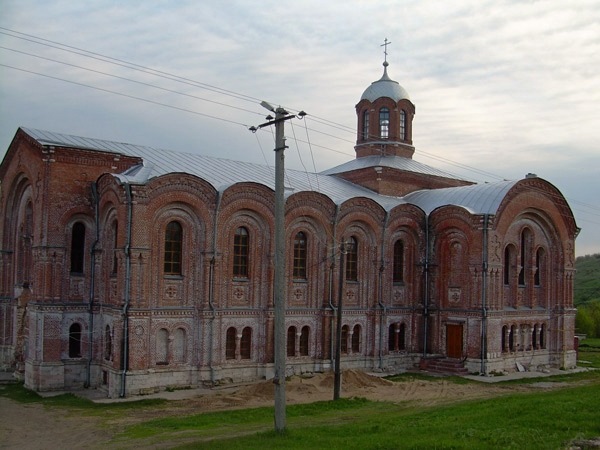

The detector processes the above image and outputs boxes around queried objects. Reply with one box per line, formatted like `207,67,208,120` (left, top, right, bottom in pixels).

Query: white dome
360,64,411,102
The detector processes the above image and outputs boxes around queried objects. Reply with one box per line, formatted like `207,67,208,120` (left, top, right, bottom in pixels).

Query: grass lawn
2,340,599,449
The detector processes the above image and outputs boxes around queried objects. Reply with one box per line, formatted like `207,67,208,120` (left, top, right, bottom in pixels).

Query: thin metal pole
334,243,345,400
273,107,287,432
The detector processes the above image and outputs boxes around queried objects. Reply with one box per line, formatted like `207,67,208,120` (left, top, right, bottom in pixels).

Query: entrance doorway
446,323,463,359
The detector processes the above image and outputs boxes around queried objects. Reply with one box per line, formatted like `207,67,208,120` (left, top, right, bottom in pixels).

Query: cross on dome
380,38,392,64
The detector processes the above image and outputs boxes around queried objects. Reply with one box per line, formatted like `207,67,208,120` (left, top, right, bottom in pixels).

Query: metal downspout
208,191,221,384
85,182,100,388
378,211,389,369
481,214,489,375
423,214,430,358
119,182,133,398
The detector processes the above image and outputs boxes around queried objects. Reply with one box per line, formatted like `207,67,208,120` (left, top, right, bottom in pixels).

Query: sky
1,0,599,256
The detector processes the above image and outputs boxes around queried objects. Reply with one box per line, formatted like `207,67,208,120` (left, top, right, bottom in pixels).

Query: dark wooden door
446,324,463,359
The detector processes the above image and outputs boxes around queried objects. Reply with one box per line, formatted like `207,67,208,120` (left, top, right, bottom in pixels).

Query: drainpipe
85,182,100,388
481,214,490,375
423,214,430,358
119,182,133,398
328,205,340,366
208,191,222,384
377,211,389,369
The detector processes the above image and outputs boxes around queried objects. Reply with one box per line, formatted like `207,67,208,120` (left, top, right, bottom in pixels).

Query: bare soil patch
0,371,567,449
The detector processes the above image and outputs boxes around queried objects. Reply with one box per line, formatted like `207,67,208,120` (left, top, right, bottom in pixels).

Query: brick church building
0,60,578,397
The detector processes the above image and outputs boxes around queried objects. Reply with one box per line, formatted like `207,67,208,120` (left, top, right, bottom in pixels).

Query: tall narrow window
341,325,349,354
240,327,252,359
388,324,396,351
69,323,82,358
501,325,508,352
399,110,406,140
293,232,307,279
519,229,530,286
362,110,370,140
393,240,404,283
233,227,249,278
300,326,310,356
164,221,183,275
352,324,361,353
540,324,546,349
345,237,358,281
156,328,168,364
532,324,538,350
379,107,390,139
398,323,406,350
226,327,236,360
70,222,86,274
287,326,297,357
509,325,516,351
173,328,186,363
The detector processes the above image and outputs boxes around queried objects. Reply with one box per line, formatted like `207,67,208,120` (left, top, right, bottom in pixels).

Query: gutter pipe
85,182,100,388
377,211,389,369
423,214,430,358
208,191,222,384
481,214,489,375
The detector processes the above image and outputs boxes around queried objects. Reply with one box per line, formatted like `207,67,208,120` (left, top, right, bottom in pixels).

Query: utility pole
334,240,353,400
250,102,305,433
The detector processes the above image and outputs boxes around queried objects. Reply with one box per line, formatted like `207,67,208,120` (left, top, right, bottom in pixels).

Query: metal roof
360,65,411,103
320,154,465,180
404,180,519,215
20,127,518,216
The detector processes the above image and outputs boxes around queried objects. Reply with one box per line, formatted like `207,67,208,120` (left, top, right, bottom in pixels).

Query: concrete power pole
251,102,304,433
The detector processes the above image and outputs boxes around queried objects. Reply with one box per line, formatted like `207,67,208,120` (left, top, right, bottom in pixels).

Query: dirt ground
0,370,572,449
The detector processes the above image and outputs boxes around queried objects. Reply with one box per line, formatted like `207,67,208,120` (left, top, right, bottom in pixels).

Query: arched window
504,245,516,286
352,324,361,353
345,237,358,281
156,328,168,364
293,232,307,280
341,325,349,354
240,327,252,359
173,328,186,363
509,325,516,352
519,229,531,286
362,110,370,140
226,327,236,360
104,325,112,360
69,323,82,358
388,323,396,351
540,324,546,349
287,326,297,357
399,110,406,140
233,227,249,278
393,240,404,283
501,325,508,353
379,107,390,139
399,323,406,350
164,221,183,275
70,222,86,274
18,201,34,287
532,324,538,350
300,326,310,356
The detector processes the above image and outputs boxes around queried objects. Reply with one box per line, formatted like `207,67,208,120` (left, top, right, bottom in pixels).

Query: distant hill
575,254,600,306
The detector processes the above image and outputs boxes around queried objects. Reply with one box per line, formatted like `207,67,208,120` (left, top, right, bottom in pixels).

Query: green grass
578,337,600,368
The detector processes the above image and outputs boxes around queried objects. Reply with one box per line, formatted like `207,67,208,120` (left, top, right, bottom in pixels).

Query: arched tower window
164,221,183,275
393,239,404,283
362,110,370,140
293,232,307,280
70,222,86,274
233,227,249,278
69,323,82,358
345,237,358,281
399,110,406,140
379,107,390,139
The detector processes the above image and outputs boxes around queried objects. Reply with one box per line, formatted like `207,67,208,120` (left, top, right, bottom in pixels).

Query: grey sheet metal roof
360,64,411,102
21,127,405,210
320,154,465,180
403,180,519,215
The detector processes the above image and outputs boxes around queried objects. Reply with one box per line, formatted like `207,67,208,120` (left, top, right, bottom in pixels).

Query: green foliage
576,300,600,338
574,254,600,306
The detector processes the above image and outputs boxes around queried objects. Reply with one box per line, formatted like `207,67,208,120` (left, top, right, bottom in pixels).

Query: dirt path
0,371,559,449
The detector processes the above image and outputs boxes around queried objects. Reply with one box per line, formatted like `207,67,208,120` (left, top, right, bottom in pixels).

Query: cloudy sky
1,0,599,256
